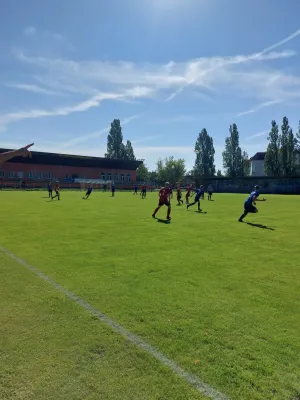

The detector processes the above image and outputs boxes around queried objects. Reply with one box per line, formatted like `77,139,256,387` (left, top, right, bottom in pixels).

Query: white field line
0,245,230,400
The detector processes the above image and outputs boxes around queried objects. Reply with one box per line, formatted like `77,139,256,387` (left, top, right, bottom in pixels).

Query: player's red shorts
159,200,170,207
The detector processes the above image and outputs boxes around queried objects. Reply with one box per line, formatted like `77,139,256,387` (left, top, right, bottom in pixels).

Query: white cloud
23,26,36,36
3,27,300,130
0,88,152,128
246,131,269,140
236,100,282,117
62,115,140,147
5,83,61,96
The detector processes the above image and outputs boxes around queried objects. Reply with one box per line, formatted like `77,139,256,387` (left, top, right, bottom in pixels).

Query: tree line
105,117,300,184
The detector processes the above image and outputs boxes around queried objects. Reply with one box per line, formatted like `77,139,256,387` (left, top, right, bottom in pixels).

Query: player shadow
195,210,207,214
42,196,50,199
245,222,275,231
156,218,171,224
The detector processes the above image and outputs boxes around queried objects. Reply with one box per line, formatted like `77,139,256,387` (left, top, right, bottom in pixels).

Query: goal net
75,179,111,191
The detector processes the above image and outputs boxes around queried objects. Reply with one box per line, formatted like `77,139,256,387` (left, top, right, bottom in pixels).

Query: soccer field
1,191,300,400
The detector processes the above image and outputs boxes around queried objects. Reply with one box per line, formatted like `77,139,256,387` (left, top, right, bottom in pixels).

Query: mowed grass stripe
1,191,300,399
0,252,209,400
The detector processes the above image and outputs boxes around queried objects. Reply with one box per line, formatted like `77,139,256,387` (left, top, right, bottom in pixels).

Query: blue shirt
87,187,92,193
194,188,204,198
245,190,259,204
112,185,115,191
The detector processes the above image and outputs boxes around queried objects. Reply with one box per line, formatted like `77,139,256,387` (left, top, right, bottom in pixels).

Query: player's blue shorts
195,195,201,202
244,201,257,212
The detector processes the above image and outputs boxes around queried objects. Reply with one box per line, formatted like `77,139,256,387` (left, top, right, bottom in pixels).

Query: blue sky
1,0,300,172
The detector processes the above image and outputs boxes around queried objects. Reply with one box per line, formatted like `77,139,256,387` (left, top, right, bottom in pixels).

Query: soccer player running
238,185,266,222
48,182,53,198
83,184,93,199
187,185,204,212
176,186,183,205
152,182,171,221
133,185,138,195
185,184,193,204
207,184,213,201
141,184,146,199
52,181,60,200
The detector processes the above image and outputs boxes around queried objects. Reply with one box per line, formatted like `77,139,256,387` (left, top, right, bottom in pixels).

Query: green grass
1,190,300,400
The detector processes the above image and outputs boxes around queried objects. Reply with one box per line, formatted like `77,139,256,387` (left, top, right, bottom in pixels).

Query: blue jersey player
83,184,93,199
238,185,266,222
187,185,204,212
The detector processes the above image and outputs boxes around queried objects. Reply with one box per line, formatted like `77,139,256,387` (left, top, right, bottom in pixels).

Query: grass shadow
195,210,207,214
246,222,275,231
156,218,171,224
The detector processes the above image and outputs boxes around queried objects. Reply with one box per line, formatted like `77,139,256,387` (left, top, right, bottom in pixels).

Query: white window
17,172,24,178
64,174,69,179
114,174,118,182
44,172,52,179
107,173,112,181
36,172,43,179
8,171,15,178
121,174,125,182
28,171,34,178
127,174,131,183
0,171,4,178
101,173,106,180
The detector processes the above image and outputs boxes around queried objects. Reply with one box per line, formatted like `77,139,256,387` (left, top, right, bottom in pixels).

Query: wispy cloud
5,83,61,96
246,131,269,140
0,89,151,128
236,100,282,117
131,135,158,144
62,115,140,147
23,26,36,36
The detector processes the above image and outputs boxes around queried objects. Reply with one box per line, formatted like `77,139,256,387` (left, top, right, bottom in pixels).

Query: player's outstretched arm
0,143,34,165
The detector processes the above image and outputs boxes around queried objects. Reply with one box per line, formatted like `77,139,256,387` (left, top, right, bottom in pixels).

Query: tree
105,119,126,159
280,116,290,176
241,151,250,176
148,171,158,182
136,163,149,182
216,169,223,177
156,157,186,184
124,140,136,160
193,128,215,178
222,123,243,177
264,120,281,176
296,120,300,150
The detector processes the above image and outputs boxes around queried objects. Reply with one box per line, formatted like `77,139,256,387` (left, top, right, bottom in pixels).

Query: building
249,152,267,176
0,148,142,186
250,151,300,177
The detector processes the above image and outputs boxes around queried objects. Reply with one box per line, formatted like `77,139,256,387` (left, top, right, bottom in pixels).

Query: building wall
250,160,266,176
0,162,137,183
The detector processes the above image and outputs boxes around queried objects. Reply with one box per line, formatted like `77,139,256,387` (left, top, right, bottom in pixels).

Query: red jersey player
52,181,60,200
176,186,183,205
186,184,193,204
152,182,171,220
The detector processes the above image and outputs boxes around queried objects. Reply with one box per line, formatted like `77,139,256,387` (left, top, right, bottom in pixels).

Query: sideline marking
1,246,229,400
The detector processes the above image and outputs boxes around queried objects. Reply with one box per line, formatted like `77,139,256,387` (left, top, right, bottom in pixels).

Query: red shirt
186,186,192,195
159,187,170,202
177,188,181,195
142,185,146,191
55,184,59,192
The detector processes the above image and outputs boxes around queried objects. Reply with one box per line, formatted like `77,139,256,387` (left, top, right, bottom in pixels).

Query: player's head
200,185,203,188
254,185,260,191
165,182,170,188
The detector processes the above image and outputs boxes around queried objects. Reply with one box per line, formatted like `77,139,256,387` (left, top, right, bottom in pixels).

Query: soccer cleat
167,216,171,220
152,214,156,218
238,219,243,222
